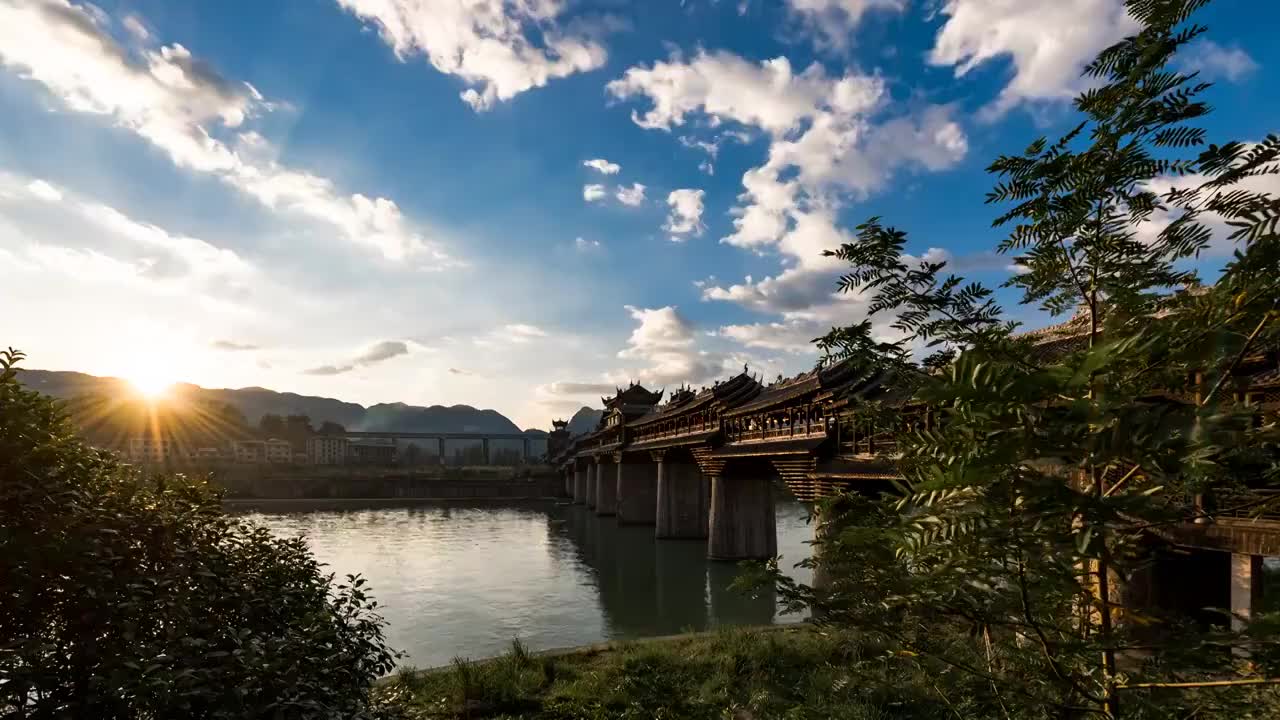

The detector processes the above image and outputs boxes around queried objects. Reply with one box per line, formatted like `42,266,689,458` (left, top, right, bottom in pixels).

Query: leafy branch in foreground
769,1,1280,718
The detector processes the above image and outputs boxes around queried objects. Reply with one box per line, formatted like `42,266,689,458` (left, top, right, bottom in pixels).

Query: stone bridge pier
585,459,598,509
615,451,658,525
594,454,618,516
573,461,589,505
654,449,709,540
708,458,777,561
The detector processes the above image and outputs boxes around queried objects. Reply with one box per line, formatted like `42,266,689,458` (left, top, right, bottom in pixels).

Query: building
265,438,292,463
125,435,182,463
194,447,223,461
232,440,266,464
307,435,349,465
348,439,396,466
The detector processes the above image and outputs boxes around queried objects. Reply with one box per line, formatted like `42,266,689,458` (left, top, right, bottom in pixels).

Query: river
234,496,815,668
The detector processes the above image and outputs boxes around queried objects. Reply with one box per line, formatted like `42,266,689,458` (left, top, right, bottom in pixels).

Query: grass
374,627,967,719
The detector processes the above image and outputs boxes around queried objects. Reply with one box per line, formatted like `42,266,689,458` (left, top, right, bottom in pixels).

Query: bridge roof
629,372,760,428
603,383,663,410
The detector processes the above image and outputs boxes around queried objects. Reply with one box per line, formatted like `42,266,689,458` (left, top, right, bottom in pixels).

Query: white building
126,436,182,463
307,436,349,465
232,440,266,464
265,438,293,463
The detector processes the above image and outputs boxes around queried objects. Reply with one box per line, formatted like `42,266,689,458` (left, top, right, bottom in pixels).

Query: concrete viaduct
548,322,1280,625
342,431,546,464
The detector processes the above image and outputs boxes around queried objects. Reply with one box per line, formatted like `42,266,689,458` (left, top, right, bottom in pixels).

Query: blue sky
0,0,1274,429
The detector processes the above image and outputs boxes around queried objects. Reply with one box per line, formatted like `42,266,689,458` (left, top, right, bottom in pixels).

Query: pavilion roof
602,383,664,410
629,372,760,428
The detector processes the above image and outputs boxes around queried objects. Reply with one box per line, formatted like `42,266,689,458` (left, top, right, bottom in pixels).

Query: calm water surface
237,497,815,668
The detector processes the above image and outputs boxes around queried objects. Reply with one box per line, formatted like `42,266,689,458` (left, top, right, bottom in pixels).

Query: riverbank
376,625,956,719
223,496,561,511
212,466,562,500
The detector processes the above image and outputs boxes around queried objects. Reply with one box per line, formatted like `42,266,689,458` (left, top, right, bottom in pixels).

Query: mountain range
18,368,544,435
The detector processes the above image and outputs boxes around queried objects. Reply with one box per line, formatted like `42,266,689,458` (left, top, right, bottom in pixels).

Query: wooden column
655,454,709,539
708,472,776,561
616,455,658,525
595,456,617,516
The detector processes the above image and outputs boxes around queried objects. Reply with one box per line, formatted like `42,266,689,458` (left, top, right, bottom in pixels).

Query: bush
0,348,398,718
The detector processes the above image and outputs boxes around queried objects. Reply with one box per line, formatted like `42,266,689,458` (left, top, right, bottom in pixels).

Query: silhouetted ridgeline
18,368,529,433
567,406,604,436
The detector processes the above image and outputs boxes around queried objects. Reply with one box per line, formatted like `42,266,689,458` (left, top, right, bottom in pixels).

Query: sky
0,0,1275,430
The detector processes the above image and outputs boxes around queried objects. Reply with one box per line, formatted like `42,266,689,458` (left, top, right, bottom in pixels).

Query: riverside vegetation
4,0,1279,718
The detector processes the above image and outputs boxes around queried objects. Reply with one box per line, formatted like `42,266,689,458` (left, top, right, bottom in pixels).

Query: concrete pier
616,460,658,525
573,466,588,505
655,458,709,539
595,457,617,516
708,473,776,561
586,461,598,509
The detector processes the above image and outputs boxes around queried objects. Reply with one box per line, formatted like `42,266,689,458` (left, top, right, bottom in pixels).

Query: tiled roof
629,372,760,427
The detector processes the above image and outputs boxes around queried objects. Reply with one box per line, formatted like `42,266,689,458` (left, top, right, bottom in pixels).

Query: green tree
0,348,399,717
258,412,286,437
285,414,315,452
319,420,347,435
768,1,1280,717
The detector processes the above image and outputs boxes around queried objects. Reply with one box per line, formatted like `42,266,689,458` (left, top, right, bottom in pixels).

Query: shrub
0,348,398,718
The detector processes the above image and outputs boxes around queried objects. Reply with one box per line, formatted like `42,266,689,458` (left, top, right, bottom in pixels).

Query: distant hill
17,368,524,434
566,406,604,436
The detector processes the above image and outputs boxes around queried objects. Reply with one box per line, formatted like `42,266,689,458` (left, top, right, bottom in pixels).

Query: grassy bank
373,626,961,719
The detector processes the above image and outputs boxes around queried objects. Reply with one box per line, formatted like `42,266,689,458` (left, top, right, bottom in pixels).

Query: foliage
381,627,982,719
777,1,1280,717
0,348,399,718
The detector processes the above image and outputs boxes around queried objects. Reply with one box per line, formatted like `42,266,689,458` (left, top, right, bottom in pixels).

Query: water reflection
236,497,811,668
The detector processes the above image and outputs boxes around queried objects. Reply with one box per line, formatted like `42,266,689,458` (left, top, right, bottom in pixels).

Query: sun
121,356,181,400
128,373,175,399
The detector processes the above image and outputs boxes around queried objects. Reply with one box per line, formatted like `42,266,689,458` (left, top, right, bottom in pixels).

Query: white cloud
1178,40,1258,83
664,188,706,240
473,322,550,349
505,323,548,343
335,0,608,110
609,51,964,253
538,381,616,396
574,236,601,251
583,158,620,174
784,0,905,50
612,305,722,386
929,0,1138,116
212,340,259,351
583,183,606,202
607,51,881,134
1140,159,1280,257
0,171,256,311
121,14,149,42
615,182,646,206
26,179,62,202
304,339,411,375
610,49,970,357
0,1,452,265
